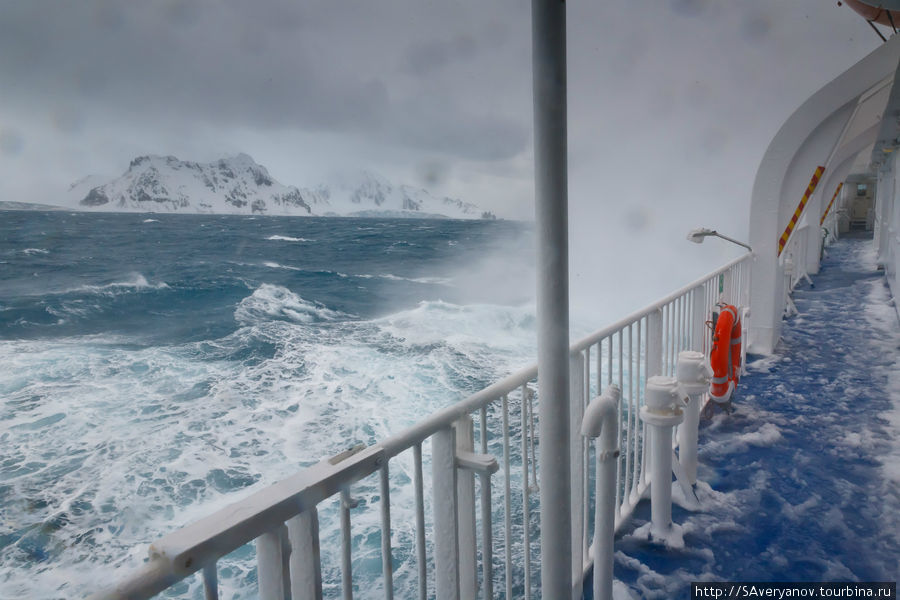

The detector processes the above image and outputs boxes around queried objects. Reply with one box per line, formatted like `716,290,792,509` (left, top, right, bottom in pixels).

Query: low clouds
0,0,885,225
0,1,530,165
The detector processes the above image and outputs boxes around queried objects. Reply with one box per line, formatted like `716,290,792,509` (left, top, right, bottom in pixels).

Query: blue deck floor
611,234,900,599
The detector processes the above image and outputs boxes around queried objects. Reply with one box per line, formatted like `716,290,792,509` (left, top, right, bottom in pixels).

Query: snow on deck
612,235,900,599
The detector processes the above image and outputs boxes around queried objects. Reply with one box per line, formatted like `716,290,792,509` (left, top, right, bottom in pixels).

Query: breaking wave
234,284,349,325
71,273,170,294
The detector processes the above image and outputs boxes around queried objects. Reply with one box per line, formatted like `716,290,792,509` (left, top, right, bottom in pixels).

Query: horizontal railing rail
90,252,752,600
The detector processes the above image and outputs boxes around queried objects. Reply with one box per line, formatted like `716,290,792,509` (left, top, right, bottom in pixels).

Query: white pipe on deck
676,351,713,485
582,385,620,600
641,376,687,540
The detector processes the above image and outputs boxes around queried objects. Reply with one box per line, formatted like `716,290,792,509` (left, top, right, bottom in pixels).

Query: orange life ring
709,304,742,402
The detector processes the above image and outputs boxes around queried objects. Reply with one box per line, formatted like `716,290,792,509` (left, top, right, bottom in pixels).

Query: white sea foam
234,284,347,324
68,273,169,295
0,295,541,598
378,273,453,285
262,261,302,271
21,248,50,255
142,218,159,223
266,234,313,242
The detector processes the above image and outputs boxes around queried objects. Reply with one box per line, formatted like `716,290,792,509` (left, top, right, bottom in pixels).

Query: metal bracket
456,450,499,475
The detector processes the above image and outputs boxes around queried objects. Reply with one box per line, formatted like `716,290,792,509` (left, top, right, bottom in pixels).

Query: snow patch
628,521,685,549
746,354,781,373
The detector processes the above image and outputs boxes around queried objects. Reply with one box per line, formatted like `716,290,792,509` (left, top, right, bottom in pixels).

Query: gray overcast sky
0,1,885,309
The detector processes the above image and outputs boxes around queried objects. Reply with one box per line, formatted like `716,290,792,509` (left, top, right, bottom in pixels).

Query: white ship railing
89,253,751,600
781,223,814,318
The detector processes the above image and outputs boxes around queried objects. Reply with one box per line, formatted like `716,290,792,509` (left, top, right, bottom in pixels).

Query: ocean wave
266,235,313,242
72,274,170,295
262,261,302,271
0,297,539,598
21,248,50,255
261,262,351,278
353,273,452,285
234,284,348,325
142,219,159,223
380,274,452,285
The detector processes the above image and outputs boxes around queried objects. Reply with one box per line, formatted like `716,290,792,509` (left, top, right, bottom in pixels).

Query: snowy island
58,154,494,220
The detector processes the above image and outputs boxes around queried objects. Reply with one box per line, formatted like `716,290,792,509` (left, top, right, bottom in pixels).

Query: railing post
581,385,620,600
640,376,687,542
287,509,323,600
432,426,460,600
454,417,477,599
691,285,707,355
257,525,288,600
647,309,663,378
457,437,500,600
569,352,585,599
202,564,218,600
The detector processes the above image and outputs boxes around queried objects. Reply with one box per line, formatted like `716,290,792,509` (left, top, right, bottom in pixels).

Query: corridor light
687,228,752,252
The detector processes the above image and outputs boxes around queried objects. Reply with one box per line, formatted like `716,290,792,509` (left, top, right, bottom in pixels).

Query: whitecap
66,273,169,295
142,219,159,223
21,248,50,255
378,274,453,285
234,284,347,325
262,261,302,271
266,235,313,242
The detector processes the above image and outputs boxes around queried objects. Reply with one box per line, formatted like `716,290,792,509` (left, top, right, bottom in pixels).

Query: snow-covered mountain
68,154,312,215
303,171,484,219
67,154,488,219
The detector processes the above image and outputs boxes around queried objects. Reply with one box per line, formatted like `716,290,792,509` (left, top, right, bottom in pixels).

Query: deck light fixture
687,227,752,252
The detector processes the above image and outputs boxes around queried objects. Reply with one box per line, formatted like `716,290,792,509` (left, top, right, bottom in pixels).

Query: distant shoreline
0,200,69,211
0,201,508,220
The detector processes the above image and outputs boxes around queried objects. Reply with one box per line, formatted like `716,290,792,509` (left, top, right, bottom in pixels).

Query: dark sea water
0,211,537,598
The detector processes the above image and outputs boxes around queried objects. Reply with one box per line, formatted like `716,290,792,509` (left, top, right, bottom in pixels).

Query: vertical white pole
287,510,323,600
531,0,571,596
676,351,709,486
379,461,394,600
455,418,477,599
642,377,685,540
432,427,460,600
340,491,354,600
649,423,675,537
678,397,701,485
569,353,585,599
257,526,287,600
691,286,706,354
647,309,663,378
202,564,218,600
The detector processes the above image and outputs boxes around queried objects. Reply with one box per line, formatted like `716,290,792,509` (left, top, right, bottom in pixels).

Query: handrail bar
90,446,384,600
570,252,752,353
